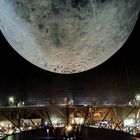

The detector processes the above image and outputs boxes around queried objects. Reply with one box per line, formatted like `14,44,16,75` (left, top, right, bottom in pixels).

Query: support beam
30,119,38,129
0,105,139,136
25,109,37,119
83,106,90,126
45,108,53,126
0,111,21,132
57,107,66,119
1,127,8,135
66,105,69,125
129,123,140,134
99,108,111,127
114,108,135,130
105,107,125,129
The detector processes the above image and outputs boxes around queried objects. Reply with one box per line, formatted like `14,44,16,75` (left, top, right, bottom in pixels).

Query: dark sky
0,14,139,102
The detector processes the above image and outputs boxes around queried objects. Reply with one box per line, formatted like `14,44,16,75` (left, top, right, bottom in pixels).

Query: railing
0,105,139,139
0,97,139,107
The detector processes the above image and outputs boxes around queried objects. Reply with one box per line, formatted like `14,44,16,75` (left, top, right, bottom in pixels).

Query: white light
66,125,72,131
44,121,48,126
8,129,14,135
15,128,20,133
74,118,84,124
124,118,135,127
100,120,108,125
0,122,4,127
51,118,61,126
52,120,57,124
128,102,132,105
46,129,49,134
35,123,38,126
9,97,14,102
71,119,75,124
20,126,24,131
69,100,74,105
28,126,32,130
136,95,140,100
17,103,20,107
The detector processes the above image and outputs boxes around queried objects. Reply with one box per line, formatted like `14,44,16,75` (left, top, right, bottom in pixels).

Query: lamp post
135,95,140,100
8,97,15,106
135,94,140,105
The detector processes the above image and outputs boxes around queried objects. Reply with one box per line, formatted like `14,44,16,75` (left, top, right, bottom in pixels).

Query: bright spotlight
8,96,15,105
135,94,140,100
66,125,72,131
124,118,135,127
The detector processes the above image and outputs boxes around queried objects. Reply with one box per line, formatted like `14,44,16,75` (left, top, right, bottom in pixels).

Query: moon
0,0,139,74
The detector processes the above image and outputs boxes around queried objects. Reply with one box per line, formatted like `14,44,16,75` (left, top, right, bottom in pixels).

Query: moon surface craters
0,0,140,73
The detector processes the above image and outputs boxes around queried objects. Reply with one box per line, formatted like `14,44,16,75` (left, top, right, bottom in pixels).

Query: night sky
0,14,139,103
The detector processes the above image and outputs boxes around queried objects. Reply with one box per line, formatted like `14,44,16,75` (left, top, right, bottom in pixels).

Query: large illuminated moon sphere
0,0,140,74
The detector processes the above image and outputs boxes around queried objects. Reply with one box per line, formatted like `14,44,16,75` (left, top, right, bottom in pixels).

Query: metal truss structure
0,105,139,138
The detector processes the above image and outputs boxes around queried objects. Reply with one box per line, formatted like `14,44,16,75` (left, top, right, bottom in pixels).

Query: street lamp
135,95,140,100
135,94,140,105
8,96,15,106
